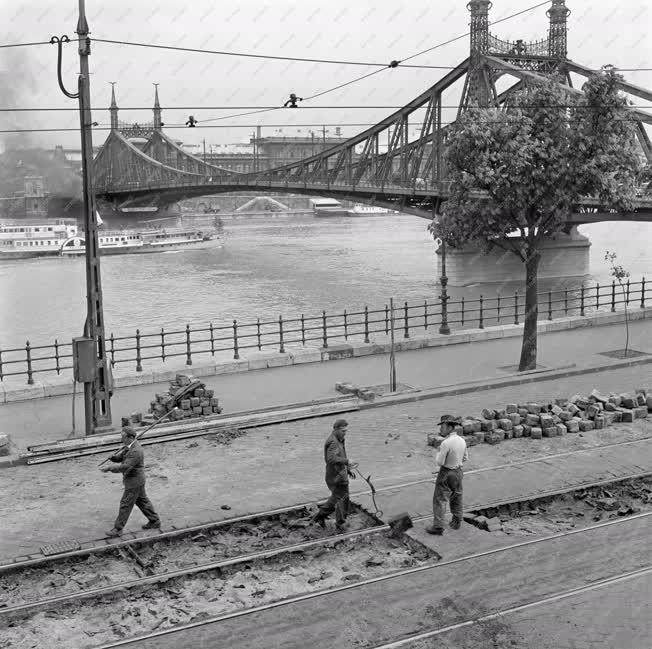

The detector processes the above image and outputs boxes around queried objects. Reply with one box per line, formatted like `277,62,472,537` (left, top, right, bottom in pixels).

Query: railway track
2,472,650,649
91,512,652,649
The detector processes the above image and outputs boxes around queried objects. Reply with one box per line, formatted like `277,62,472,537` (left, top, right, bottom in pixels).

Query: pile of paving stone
428,387,651,449
147,373,223,421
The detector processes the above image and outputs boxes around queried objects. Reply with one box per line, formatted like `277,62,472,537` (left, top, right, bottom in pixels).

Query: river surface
0,213,650,348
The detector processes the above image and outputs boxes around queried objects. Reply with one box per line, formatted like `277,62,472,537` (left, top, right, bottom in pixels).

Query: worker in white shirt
426,414,468,535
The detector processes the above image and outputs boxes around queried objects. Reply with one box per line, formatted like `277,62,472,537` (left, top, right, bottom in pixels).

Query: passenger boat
346,204,397,217
0,220,221,259
310,198,349,217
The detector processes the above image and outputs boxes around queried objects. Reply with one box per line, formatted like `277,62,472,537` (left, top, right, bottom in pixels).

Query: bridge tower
463,0,493,109
109,82,118,131
547,0,570,61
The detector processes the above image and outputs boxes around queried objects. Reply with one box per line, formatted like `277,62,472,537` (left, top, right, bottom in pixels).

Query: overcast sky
1,0,650,152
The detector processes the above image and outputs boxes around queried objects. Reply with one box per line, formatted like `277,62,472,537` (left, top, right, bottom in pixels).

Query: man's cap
333,418,349,429
438,414,461,425
122,425,137,437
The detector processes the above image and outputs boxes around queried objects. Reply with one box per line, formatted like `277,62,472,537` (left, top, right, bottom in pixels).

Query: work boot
425,524,444,536
142,521,161,530
449,517,462,530
106,528,122,538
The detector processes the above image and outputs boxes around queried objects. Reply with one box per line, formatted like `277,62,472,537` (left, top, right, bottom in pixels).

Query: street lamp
434,204,450,335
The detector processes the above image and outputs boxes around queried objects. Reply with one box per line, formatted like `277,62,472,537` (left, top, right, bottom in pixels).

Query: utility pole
76,0,112,433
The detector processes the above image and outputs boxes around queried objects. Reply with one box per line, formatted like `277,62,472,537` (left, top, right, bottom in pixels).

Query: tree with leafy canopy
429,69,642,371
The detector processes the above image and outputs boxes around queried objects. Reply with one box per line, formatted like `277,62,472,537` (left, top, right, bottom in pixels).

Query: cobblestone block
621,395,636,409
612,410,623,423
594,416,605,430
193,388,205,398
512,425,524,438
192,406,202,415
568,404,580,415
505,404,518,414
481,408,497,420
586,404,601,419
472,431,485,444
199,398,210,408
201,407,211,415
633,406,648,419
484,431,503,445
602,412,616,425
525,413,540,426
590,389,608,404
566,419,580,433
464,435,479,447
579,420,595,432
517,407,529,417
507,413,521,426
539,415,555,429
190,397,200,407
604,402,616,412
558,410,571,421
486,517,502,532
616,408,634,423
205,389,214,399
526,403,541,414
550,404,563,416
542,425,557,437
521,425,532,437
554,398,569,407
504,428,513,439
210,397,219,407
647,395,652,411
461,420,475,435
556,424,567,435
480,419,497,432
608,395,621,406
497,418,513,431
530,427,543,439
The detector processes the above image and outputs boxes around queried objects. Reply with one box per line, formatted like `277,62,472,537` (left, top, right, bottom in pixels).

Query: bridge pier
436,226,591,286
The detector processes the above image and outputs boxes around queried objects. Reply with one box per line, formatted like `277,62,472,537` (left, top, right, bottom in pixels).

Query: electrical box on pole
72,337,97,383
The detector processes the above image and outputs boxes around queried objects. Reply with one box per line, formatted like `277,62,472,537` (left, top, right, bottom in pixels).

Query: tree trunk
519,248,540,371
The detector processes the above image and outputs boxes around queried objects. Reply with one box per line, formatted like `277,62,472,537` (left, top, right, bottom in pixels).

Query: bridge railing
0,278,646,385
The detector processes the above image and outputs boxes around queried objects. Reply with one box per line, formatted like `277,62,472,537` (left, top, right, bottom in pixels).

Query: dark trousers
114,483,160,530
432,467,463,529
318,483,350,525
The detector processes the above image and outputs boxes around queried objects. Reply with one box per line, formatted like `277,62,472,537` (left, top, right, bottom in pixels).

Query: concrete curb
2,307,651,405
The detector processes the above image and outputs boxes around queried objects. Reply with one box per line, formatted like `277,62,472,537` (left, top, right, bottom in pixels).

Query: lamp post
434,203,450,335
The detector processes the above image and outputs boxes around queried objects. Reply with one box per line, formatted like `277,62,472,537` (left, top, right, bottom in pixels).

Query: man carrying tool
426,415,468,536
312,418,356,532
101,425,161,537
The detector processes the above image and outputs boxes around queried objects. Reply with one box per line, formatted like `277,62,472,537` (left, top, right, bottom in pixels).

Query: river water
0,213,650,348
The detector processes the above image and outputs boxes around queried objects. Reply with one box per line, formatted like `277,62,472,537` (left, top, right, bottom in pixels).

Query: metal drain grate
40,539,81,556
598,349,648,359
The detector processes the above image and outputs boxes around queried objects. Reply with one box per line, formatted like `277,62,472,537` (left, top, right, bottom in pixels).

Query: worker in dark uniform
283,93,303,108
101,425,160,537
312,418,356,531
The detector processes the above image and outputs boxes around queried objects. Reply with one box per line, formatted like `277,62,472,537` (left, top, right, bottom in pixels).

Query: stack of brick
427,387,650,449
149,373,223,421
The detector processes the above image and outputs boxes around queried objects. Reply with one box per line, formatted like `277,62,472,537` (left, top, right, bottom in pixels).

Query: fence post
109,333,115,367
209,324,214,356
626,279,630,304
343,309,348,340
596,283,600,310
479,295,484,329
233,320,240,359
641,277,646,309
548,291,552,320
564,289,568,315
135,330,143,372
403,301,409,339
424,300,428,330
26,340,34,385
185,324,192,366
322,310,328,348
256,318,262,350
514,291,519,325
611,280,616,312
279,315,285,353
0,348,3,381
497,295,501,323
461,297,465,326
161,328,166,362
364,306,370,343
580,285,585,316
301,314,306,346
54,339,61,375
384,305,389,335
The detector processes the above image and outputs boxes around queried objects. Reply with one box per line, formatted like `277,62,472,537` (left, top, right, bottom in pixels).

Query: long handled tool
98,408,179,466
348,462,383,518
